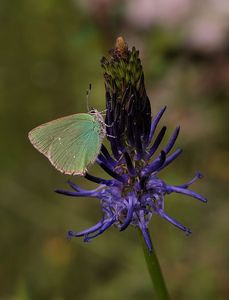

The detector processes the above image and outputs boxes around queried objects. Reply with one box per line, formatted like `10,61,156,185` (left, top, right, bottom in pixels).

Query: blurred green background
0,0,229,299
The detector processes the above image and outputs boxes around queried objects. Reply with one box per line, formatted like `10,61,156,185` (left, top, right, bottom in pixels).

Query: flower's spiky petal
158,149,183,171
84,173,116,186
96,158,126,183
120,192,136,231
55,189,89,197
138,219,153,253
67,180,87,192
124,152,136,176
84,217,116,242
97,153,115,169
177,172,203,188
141,151,166,177
55,181,105,197
67,180,105,194
147,106,167,146
166,185,207,203
101,144,117,166
68,220,104,238
158,210,191,235
147,126,167,159
163,126,180,154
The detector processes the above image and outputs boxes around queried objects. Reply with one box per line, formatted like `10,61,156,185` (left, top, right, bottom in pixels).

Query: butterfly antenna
86,83,92,112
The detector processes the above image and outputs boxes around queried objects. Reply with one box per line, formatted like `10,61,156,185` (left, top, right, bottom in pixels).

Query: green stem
138,229,170,300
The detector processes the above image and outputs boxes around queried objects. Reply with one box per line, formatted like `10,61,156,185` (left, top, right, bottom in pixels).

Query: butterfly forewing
28,113,103,175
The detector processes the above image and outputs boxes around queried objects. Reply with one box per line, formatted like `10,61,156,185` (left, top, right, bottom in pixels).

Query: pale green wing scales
28,113,105,175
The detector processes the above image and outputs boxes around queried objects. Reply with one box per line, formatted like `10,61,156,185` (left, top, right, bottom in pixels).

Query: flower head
56,37,207,252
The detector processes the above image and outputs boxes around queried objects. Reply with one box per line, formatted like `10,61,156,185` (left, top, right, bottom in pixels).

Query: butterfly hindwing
28,113,103,175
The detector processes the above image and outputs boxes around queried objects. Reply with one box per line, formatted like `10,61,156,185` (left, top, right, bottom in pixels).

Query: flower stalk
138,229,170,300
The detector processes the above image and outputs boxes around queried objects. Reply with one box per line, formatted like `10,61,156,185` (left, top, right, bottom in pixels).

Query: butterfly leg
107,134,116,139
104,122,114,128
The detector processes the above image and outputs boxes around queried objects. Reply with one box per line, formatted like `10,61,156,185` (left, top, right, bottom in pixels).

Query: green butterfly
28,110,106,176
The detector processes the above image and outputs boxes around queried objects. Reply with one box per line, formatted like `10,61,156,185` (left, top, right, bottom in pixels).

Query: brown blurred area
0,0,228,299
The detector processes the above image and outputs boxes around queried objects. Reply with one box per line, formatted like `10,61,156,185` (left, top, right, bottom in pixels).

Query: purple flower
56,37,207,252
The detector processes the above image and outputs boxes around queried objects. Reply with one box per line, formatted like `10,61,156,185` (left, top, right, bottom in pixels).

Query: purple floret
56,107,207,252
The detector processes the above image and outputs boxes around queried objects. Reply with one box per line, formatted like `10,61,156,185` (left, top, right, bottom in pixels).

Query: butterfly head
89,109,107,138
89,109,103,122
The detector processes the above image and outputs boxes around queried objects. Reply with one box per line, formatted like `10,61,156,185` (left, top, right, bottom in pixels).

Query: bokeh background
1,0,229,299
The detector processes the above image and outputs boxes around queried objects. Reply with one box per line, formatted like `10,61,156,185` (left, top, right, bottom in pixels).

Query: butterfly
28,110,106,175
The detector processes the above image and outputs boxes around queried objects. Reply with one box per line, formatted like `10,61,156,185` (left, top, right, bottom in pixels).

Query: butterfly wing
28,113,103,175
